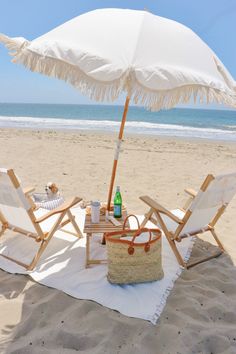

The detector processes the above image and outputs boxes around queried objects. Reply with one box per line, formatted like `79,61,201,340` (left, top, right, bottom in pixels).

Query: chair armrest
35,197,82,223
23,186,35,195
140,195,183,224
184,188,197,198
23,187,36,209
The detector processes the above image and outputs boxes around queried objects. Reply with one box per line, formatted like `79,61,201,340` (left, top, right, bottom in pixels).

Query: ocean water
0,103,236,141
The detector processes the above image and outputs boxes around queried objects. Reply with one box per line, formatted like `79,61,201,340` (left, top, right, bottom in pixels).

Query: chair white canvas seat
157,209,185,233
0,168,83,270
140,173,236,268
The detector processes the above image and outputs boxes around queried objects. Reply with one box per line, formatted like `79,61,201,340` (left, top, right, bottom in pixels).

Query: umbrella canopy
1,8,236,208
1,8,236,110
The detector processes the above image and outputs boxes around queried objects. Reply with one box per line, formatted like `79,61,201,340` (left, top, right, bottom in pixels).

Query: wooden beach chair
140,173,236,268
0,168,83,270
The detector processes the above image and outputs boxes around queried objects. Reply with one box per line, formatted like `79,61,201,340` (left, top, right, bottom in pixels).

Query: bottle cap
116,186,120,192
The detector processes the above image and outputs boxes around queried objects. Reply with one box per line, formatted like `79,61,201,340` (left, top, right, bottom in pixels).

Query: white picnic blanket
0,207,193,324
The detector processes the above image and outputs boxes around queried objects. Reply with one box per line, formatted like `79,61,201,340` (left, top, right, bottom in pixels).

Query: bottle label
114,205,121,217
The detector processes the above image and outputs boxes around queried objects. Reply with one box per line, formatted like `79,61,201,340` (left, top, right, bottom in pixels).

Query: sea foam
0,115,235,141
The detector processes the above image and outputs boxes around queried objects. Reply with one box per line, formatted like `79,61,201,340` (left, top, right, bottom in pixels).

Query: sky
0,0,236,107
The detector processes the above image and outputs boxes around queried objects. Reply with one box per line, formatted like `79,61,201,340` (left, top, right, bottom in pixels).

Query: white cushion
34,197,65,210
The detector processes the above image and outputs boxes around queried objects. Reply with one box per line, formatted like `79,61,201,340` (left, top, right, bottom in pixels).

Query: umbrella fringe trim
1,34,236,111
0,34,30,52
131,82,236,111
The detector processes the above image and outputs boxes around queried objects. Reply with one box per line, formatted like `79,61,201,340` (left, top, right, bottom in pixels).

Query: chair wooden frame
140,174,228,268
0,169,83,270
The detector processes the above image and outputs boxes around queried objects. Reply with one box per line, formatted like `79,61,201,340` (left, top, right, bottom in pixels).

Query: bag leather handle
123,214,140,230
128,228,153,255
123,215,153,255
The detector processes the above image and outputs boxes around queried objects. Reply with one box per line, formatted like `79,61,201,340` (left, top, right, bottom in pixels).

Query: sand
0,128,236,354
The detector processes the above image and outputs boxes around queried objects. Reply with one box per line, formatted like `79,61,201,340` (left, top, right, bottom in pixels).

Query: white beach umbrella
1,8,236,209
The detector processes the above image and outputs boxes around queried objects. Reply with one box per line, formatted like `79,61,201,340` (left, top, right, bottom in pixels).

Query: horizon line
0,102,234,112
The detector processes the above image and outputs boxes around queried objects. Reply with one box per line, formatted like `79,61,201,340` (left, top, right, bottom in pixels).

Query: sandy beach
0,128,236,354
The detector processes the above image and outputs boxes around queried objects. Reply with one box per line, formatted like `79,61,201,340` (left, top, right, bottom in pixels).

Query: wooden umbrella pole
107,96,130,211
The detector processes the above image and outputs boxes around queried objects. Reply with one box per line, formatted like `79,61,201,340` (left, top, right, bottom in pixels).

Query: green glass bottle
114,186,122,218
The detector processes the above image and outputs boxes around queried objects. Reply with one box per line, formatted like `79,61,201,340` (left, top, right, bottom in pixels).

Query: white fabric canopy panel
0,8,236,110
0,168,36,233
158,172,236,236
181,172,236,235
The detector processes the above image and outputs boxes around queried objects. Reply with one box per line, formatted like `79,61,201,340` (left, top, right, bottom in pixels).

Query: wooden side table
83,211,128,267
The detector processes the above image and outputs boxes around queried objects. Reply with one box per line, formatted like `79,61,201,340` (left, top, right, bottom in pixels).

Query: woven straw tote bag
105,215,164,284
